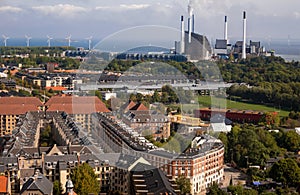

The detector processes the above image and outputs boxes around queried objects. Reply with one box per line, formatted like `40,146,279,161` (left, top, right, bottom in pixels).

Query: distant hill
125,46,169,54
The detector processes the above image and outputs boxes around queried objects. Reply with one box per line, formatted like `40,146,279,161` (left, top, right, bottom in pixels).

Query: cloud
120,4,150,10
95,4,150,11
32,4,87,18
0,6,22,13
294,12,300,19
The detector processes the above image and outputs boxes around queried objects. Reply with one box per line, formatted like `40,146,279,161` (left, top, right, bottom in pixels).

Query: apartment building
0,97,43,136
46,95,110,132
92,112,224,195
121,102,171,139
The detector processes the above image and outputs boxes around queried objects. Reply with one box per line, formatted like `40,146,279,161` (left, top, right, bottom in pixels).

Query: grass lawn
198,96,290,117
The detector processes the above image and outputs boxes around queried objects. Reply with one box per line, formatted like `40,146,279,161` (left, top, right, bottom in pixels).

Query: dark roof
215,39,227,49
250,40,260,48
130,162,177,194
124,110,168,123
115,154,141,169
21,173,53,195
20,168,35,179
0,157,18,165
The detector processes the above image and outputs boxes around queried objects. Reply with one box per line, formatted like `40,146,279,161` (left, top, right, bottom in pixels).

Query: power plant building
175,31,212,61
175,6,212,61
214,12,268,59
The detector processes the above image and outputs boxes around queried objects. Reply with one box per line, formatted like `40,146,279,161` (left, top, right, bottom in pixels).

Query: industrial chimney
180,16,185,54
224,16,228,42
192,14,195,33
188,4,193,43
242,11,247,59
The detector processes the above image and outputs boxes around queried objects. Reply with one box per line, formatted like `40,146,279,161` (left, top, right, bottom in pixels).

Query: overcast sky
1,0,300,42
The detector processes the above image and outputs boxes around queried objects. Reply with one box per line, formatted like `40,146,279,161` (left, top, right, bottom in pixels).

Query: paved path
221,165,249,187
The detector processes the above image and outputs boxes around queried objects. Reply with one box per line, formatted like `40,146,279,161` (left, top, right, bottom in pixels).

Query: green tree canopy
282,131,300,152
70,163,100,195
207,182,227,195
175,175,191,195
268,158,300,187
53,180,63,195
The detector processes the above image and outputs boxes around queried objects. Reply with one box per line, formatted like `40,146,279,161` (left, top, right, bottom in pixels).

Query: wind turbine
47,35,53,47
25,35,32,47
85,36,92,50
2,35,9,47
66,35,71,47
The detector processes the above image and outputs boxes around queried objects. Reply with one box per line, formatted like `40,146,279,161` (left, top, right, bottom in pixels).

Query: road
16,85,32,93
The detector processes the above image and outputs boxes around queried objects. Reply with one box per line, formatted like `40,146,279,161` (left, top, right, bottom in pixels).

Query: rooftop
20,173,53,195
46,95,110,114
0,176,8,193
0,104,40,115
0,96,43,106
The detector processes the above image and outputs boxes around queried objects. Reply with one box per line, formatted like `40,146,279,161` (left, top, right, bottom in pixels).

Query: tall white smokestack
188,4,193,43
180,16,185,54
224,16,228,42
242,11,247,59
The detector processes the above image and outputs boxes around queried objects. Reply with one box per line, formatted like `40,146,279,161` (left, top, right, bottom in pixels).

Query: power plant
214,11,271,60
116,5,270,62
116,2,212,62
174,2,212,61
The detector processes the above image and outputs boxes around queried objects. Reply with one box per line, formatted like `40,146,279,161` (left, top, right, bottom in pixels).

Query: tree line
220,56,300,111
219,124,300,169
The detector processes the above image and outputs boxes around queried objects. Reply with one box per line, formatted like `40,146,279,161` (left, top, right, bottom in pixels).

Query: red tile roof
45,86,67,91
0,97,42,115
122,100,137,111
0,97,43,107
47,103,110,114
130,103,149,111
45,96,106,106
46,96,110,114
0,104,40,115
0,176,8,193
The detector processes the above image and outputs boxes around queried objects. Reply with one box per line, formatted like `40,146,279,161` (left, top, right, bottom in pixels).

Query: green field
198,96,290,117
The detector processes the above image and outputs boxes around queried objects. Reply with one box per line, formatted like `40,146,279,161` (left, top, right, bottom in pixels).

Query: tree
282,131,300,152
175,175,191,195
53,180,63,195
71,163,100,195
48,88,54,93
32,89,40,96
0,83,5,90
227,185,258,195
152,90,160,102
229,175,233,186
207,182,227,195
262,112,280,128
268,158,300,187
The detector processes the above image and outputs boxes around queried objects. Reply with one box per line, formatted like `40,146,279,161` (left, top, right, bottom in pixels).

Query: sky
1,0,300,43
